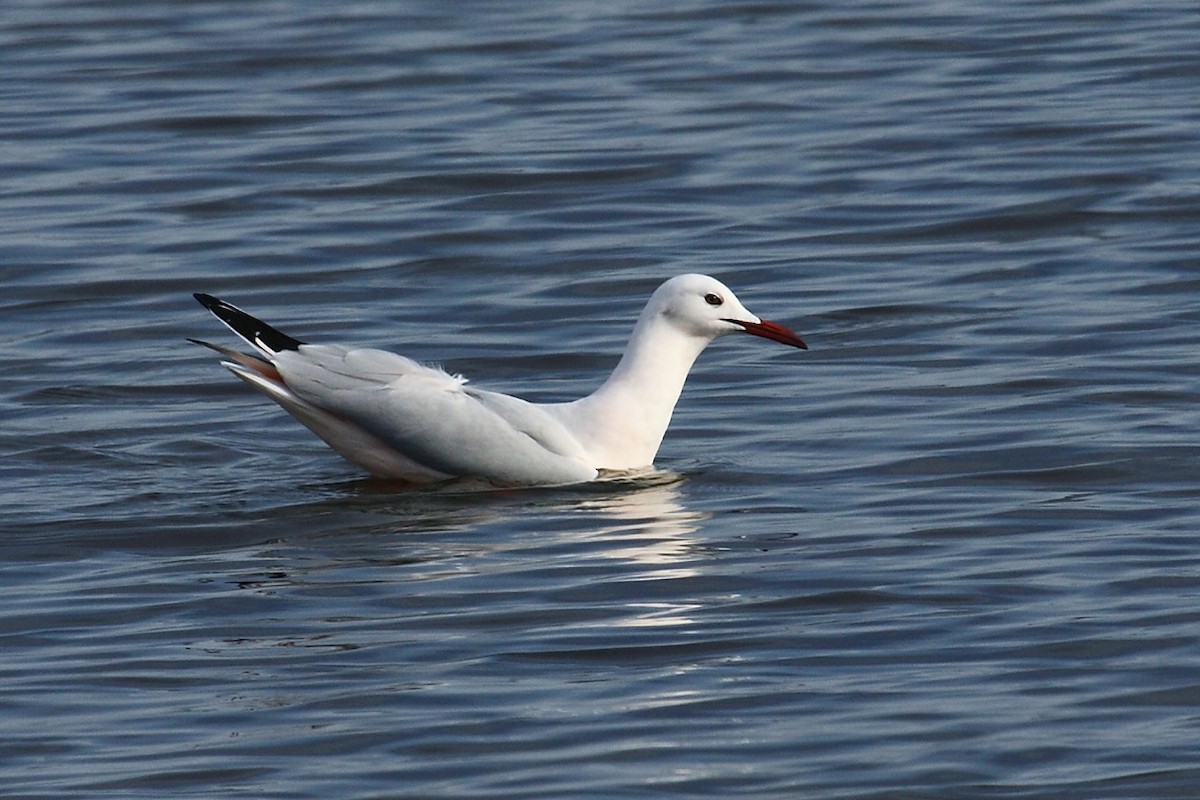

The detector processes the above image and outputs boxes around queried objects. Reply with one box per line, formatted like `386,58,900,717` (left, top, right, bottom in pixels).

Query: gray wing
273,345,598,485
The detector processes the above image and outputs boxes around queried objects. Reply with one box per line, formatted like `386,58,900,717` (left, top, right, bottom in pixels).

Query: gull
192,274,806,486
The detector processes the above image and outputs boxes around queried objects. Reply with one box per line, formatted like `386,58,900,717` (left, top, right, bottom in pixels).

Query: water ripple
3,0,1200,797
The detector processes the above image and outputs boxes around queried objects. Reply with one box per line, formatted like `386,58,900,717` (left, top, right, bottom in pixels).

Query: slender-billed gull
192,274,805,486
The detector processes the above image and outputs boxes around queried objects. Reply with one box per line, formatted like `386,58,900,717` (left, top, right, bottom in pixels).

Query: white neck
551,310,711,470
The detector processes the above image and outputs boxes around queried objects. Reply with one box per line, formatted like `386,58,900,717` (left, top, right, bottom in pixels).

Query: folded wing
272,345,598,485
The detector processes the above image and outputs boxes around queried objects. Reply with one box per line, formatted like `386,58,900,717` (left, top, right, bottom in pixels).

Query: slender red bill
724,318,807,349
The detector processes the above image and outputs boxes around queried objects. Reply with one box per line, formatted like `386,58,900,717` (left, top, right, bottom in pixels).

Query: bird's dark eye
704,293,723,306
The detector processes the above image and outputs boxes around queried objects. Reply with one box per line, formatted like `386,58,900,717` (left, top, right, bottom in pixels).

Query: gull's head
647,274,807,349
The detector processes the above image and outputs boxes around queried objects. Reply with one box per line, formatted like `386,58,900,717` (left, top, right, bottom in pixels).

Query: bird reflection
226,471,714,636
574,478,707,569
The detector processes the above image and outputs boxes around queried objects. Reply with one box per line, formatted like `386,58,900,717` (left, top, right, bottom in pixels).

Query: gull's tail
192,293,305,356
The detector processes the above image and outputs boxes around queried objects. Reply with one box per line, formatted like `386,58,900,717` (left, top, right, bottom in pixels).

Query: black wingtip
193,293,305,353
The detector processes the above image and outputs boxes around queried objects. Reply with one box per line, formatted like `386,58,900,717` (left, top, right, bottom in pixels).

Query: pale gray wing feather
274,345,597,485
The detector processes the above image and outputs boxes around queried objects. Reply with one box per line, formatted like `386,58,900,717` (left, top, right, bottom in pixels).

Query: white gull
192,274,806,486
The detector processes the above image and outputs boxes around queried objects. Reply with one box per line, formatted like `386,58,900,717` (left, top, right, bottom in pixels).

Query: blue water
3,1,1200,797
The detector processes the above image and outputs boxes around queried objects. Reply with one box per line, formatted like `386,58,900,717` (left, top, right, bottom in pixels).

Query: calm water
3,1,1200,797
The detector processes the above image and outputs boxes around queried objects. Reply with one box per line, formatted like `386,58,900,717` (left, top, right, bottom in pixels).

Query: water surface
3,1,1200,797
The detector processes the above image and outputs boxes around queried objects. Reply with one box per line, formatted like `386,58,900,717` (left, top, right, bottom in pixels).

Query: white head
643,274,807,348
567,274,805,469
